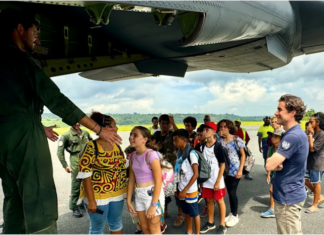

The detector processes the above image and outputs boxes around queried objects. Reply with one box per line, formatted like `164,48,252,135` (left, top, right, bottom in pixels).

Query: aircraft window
59,67,63,71
51,67,56,73
77,64,81,68
83,64,87,68
66,66,70,70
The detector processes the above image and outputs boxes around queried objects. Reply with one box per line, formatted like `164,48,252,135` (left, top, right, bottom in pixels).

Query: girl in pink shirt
127,126,165,234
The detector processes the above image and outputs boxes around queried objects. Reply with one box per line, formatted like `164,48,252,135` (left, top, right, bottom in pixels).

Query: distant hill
41,112,267,127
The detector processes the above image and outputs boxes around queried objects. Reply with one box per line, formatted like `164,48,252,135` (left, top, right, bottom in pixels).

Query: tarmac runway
1,125,324,234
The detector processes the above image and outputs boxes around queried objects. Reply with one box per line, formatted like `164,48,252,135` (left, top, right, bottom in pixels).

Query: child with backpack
127,126,166,234
199,121,227,234
173,129,201,235
194,125,209,218
77,112,127,234
217,119,246,228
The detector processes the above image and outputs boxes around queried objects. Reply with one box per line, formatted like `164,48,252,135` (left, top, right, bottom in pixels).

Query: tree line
42,112,268,127
42,110,321,128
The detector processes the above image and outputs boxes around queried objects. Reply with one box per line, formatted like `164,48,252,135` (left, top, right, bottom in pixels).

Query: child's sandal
173,214,184,227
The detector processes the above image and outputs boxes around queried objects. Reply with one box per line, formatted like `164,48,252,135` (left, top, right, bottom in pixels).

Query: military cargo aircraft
1,1,324,81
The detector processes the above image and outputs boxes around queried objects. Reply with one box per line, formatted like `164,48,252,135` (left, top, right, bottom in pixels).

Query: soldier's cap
267,128,285,137
200,121,217,132
235,119,242,123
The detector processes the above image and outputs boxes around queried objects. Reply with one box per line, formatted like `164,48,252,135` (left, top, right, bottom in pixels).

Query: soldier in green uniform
0,9,121,234
57,123,92,218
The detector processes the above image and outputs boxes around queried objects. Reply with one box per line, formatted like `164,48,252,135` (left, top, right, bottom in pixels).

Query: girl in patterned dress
77,112,127,234
217,119,246,228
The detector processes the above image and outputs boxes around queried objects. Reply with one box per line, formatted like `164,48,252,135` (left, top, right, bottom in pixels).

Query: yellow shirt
257,125,274,146
77,141,127,205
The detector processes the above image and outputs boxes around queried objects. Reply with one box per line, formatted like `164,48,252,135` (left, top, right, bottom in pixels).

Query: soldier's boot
73,208,83,218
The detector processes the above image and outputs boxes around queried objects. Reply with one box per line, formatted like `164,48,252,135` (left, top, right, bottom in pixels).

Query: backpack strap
201,142,206,153
116,145,124,157
233,136,241,158
145,149,154,170
186,148,196,165
129,152,135,165
213,141,221,158
93,140,99,161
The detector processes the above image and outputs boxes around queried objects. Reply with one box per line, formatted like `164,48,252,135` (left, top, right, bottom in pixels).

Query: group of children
75,112,248,234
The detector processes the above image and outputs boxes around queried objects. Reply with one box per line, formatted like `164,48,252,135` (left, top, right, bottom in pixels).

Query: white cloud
303,87,324,106
208,79,267,103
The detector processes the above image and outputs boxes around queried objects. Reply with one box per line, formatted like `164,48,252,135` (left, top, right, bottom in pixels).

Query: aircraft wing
1,1,324,81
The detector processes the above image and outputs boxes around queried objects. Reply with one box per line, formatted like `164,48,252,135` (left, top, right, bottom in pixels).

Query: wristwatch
151,202,158,207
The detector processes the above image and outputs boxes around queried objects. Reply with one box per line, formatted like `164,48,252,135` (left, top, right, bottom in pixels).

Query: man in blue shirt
266,94,308,234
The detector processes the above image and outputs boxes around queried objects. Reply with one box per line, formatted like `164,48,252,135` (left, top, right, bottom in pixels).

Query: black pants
224,176,241,216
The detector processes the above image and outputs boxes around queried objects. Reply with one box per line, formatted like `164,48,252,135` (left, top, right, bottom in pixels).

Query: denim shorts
305,169,324,183
84,200,124,234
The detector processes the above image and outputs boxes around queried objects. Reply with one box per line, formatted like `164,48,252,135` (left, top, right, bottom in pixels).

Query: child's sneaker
261,209,275,218
200,207,208,218
200,222,216,233
216,225,227,234
225,214,239,227
161,223,167,234
224,213,233,223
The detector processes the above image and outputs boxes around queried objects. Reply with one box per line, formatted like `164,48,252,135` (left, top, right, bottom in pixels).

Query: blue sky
49,52,324,116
